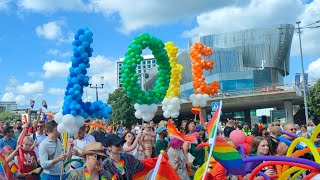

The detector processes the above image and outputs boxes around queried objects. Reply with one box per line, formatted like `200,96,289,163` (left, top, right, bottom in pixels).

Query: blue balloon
75,90,81,96
84,30,93,38
79,35,86,42
82,41,89,48
75,104,81,110
74,67,81,74
77,46,85,53
77,29,84,35
71,77,79,84
68,88,75,94
77,74,85,81
74,34,79,40
81,52,89,59
71,110,77,116
74,51,81,58
79,63,86,70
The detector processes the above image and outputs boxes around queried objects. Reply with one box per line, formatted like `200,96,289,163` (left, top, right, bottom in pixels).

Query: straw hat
81,142,106,157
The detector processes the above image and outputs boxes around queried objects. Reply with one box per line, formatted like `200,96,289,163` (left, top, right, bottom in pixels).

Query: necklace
83,164,106,180
111,157,125,180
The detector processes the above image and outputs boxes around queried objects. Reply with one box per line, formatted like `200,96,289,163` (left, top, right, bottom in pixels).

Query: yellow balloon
278,166,301,180
165,42,183,98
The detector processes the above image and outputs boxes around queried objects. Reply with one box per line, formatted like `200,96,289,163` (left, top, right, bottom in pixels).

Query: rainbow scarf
207,100,222,138
83,164,106,180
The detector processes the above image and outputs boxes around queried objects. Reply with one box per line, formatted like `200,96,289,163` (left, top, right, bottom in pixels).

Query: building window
138,70,141,73
152,60,155,63
147,65,151,68
142,61,146,64
147,61,151,64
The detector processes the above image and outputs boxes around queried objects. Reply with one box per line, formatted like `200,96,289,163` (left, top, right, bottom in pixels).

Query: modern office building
0,101,18,111
173,24,294,99
117,55,157,88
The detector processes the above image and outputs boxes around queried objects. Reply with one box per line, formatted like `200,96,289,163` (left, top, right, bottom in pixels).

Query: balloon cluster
121,33,171,121
56,28,111,134
190,42,220,96
161,42,183,118
162,97,181,118
134,104,158,122
189,93,210,107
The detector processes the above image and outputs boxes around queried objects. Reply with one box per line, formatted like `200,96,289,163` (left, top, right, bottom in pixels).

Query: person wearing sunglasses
67,142,106,180
101,134,144,179
32,121,46,158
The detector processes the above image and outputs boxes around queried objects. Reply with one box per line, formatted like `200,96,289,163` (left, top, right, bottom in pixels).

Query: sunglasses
289,128,297,131
37,125,44,128
92,154,104,160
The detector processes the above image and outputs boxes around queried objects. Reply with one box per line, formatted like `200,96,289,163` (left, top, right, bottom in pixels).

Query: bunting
30,100,35,109
42,100,47,109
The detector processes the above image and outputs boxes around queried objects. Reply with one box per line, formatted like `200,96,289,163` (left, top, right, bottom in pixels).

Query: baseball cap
156,126,168,134
105,134,126,147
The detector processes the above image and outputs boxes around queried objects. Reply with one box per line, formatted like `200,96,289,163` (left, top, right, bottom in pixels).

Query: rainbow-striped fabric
212,137,245,175
207,100,222,138
167,120,197,143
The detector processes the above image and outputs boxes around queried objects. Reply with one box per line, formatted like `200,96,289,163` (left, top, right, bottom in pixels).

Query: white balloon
135,111,143,119
134,103,140,110
170,97,181,104
192,101,200,107
167,105,175,112
142,113,153,122
54,111,63,124
162,105,167,111
62,114,76,127
68,127,79,135
171,111,179,118
151,104,158,112
162,98,170,106
174,105,181,111
200,100,207,107
203,94,210,101
163,111,171,118
196,94,202,100
57,123,67,134
190,94,196,101
75,116,85,127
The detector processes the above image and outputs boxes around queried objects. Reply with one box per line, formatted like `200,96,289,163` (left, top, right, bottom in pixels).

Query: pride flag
167,120,197,143
132,153,180,180
191,106,200,114
10,163,18,174
212,137,245,175
207,100,222,138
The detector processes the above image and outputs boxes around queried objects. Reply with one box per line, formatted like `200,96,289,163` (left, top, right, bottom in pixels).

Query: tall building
0,101,18,111
145,24,294,100
178,24,294,99
117,55,157,88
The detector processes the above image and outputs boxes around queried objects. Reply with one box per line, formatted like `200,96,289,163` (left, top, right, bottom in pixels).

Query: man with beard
13,119,23,140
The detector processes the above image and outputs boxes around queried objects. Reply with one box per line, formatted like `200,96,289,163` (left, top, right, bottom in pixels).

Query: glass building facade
178,24,295,99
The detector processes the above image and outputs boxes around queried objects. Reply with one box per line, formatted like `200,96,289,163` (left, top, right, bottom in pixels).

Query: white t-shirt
71,134,95,168
123,143,138,157
34,132,47,158
167,147,189,180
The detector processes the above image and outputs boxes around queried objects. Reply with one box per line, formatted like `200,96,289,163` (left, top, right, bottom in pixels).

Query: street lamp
296,20,320,124
89,76,104,101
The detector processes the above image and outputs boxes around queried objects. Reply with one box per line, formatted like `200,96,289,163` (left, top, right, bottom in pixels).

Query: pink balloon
230,130,246,146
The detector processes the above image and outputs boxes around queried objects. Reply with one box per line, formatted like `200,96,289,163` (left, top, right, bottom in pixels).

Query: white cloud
1,92,15,101
15,95,29,106
0,0,11,10
43,60,71,78
18,0,88,12
36,21,63,40
48,88,65,96
183,0,303,37
47,49,72,58
182,0,320,56
307,58,320,81
16,81,44,95
90,0,248,34
291,0,320,56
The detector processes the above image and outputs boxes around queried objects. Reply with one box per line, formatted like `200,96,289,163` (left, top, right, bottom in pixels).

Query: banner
294,73,302,96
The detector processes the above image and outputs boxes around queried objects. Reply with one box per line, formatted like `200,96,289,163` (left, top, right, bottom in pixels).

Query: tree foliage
0,110,18,123
308,79,320,114
107,88,137,127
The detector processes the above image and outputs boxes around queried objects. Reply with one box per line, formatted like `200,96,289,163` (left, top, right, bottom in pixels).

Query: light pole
89,76,104,101
295,20,320,124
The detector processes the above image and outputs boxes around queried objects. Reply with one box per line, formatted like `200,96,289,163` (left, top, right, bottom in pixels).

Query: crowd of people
0,116,319,180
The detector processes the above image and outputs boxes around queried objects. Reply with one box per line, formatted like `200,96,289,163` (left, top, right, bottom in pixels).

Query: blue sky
0,0,319,112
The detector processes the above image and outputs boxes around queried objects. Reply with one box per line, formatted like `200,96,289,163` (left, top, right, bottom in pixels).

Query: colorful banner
294,73,302,96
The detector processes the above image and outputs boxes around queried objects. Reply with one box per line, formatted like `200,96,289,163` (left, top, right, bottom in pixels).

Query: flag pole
150,151,164,179
202,100,222,180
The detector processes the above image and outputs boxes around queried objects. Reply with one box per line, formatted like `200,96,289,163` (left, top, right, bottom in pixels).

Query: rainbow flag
167,120,197,143
9,162,18,174
191,106,200,114
212,137,245,175
207,100,222,138
132,153,180,180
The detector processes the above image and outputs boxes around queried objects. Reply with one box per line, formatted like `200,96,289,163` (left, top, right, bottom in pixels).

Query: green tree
107,88,137,127
308,79,320,114
0,110,18,123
